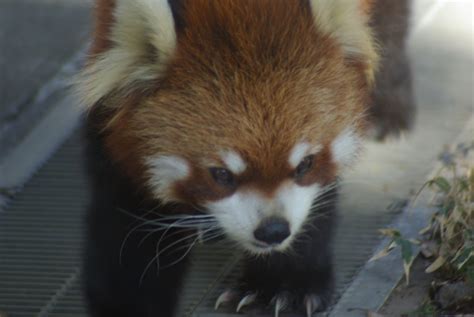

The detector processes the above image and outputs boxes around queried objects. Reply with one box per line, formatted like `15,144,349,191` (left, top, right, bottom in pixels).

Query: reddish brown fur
98,0,372,203
360,0,376,15
91,0,116,56
298,145,337,187
103,106,145,187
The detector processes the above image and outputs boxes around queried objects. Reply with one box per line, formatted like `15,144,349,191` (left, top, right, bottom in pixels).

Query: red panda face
145,127,362,253
141,121,363,254
79,0,377,254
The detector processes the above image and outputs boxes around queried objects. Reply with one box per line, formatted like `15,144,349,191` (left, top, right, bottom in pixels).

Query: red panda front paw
269,291,325,317
214,288,327,317
214,289,258,312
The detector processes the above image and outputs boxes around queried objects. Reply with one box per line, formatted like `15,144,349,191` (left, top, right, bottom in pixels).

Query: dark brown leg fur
369,0,416,140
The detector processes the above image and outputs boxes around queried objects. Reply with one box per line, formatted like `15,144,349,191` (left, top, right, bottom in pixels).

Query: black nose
253,217,290,245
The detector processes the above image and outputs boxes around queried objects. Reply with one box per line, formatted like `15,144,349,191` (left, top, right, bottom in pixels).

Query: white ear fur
331,127,362,167
77,0,176,109
309,0,378,83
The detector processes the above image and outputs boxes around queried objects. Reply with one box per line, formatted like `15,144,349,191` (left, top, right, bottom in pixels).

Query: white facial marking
277,183,320,239
331,128,361,166
289,142,322,168
289,143,310,168
221,151,247,174
207,192,263,252
146,155,189,201
206,182,321,255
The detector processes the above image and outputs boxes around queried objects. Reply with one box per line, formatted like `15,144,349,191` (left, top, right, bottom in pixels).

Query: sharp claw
274,303,280,317
215,289,237,310
306,302,313,317
236,292,257,313
272,293,289,317
304,295,321,317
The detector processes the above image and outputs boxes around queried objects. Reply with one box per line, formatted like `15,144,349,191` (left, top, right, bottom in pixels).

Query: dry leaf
369,247,393,262
369,241,397,262
426,256,446,273
403,257,415,285
378,228,400,238
445,222,455,241
419,223,432,235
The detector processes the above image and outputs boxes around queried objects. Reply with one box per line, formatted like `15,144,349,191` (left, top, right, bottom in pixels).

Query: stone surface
378,258,434,317
0,0,91,157
435,282,474,309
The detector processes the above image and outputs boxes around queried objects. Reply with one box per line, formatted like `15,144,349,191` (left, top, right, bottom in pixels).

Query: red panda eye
295,155,314,178
209,168,235,187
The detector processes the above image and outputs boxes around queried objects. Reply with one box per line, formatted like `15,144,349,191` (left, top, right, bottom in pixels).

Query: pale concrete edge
0,48,88,211
328,116,474,317
328,206,434,317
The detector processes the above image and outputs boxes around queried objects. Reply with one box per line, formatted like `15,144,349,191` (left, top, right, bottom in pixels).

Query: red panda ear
76,0,177,111
309,0,379,85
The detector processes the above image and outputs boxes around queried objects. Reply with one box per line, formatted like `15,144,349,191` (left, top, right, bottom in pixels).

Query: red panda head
78,0,378,254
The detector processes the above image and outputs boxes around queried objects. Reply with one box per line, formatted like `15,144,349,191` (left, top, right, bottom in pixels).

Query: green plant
421,169,473,282
374,142,474,285
370,228,417,284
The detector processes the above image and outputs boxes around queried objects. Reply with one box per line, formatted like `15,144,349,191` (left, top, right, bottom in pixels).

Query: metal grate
0,133,88,317
0,130,395,317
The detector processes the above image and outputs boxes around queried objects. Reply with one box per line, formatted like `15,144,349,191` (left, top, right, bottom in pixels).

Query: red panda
78,1,412,316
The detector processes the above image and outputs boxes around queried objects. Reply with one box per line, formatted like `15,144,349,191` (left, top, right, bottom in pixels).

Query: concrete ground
0,0,91,159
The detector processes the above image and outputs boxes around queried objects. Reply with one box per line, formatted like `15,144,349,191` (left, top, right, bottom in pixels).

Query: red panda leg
83,124,191,317
368,0,415,140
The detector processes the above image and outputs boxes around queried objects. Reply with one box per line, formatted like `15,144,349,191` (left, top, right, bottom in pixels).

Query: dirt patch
379,256,474,316
379,257,434,316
